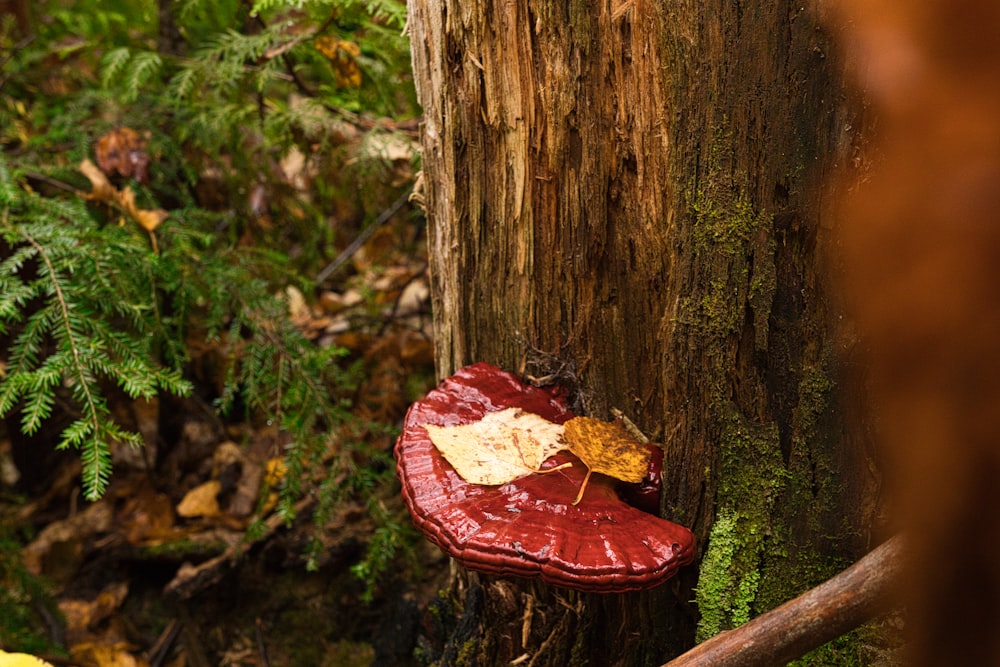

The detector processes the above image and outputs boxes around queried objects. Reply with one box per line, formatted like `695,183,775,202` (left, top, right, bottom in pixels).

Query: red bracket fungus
395,362,696,593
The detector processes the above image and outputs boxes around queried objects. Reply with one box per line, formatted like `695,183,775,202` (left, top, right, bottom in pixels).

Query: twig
163,496,314,599
255,618,271,667
23,170,84,195
316,188,411,283
147,618,183,667
663,535,904,667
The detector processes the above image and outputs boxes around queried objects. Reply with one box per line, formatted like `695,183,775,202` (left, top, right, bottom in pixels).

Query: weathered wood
663,536,902,667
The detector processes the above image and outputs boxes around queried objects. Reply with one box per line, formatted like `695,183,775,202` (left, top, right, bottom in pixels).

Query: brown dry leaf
79,160,169,233
95,127,150,183
59,581,129,641
176,480,221,518
21,501,113,576
118,186,168,233
118,485,176,545
563,416,652,504
422,408,569,485
285,285,312,328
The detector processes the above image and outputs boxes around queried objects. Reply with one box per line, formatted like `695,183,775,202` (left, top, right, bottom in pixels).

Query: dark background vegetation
0,1,442,664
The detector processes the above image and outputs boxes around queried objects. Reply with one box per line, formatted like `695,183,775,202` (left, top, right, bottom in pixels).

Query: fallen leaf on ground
118,485,176,545
563,416,652,504
60,581,129,643
176,480,221,518
0,650,54,666
422,408,569,485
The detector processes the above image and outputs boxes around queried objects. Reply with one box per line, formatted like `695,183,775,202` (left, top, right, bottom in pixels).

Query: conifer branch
20,230,111,498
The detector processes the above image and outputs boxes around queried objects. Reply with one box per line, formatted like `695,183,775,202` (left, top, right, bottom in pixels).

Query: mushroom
395,362,696,593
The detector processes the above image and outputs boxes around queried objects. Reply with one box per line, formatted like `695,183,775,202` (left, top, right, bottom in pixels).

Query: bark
408,0,878,663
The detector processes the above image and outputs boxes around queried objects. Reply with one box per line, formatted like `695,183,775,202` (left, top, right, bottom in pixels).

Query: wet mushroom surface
395,362,696,593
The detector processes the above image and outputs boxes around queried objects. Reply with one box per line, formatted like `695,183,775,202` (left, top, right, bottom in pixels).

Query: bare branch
664,535,904,667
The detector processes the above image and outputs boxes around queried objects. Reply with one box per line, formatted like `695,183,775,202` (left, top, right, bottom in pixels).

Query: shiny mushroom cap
395,362,696,593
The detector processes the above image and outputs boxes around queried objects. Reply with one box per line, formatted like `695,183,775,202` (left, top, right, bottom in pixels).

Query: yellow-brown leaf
563,416,651,503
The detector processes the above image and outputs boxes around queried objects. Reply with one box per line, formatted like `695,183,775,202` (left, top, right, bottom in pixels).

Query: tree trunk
407,0,878,663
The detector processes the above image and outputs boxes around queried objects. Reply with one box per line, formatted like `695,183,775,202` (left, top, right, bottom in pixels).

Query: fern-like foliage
0,163,191,500
0,160,372,510
0,0,421,601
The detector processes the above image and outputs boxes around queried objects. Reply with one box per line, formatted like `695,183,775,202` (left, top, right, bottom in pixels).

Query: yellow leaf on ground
423,408,569,485
264,458,287,486
563,416,651,504
176,480,221,518
0,650,54,666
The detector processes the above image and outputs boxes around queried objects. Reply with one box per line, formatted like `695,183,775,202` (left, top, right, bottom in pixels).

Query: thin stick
316,188,411,283
663,535,904,667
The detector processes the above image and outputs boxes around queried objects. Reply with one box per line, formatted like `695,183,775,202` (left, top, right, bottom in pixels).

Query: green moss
137,538,228,560
695,514,750,638
680,122,865,659
456,638,478,666
789,627,869,667
0,531,64,656
695,411,784,642
691,190,767,257
676,177,774,354
681,140,790,643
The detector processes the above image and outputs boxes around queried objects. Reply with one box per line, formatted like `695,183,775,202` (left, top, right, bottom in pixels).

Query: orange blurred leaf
59,581,129,641
70,642,148,667
79,158,116,202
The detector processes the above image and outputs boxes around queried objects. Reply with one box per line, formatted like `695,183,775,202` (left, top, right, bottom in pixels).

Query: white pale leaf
422,407,567,485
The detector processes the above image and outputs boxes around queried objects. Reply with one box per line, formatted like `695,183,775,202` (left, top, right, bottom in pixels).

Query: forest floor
0,212,449,667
